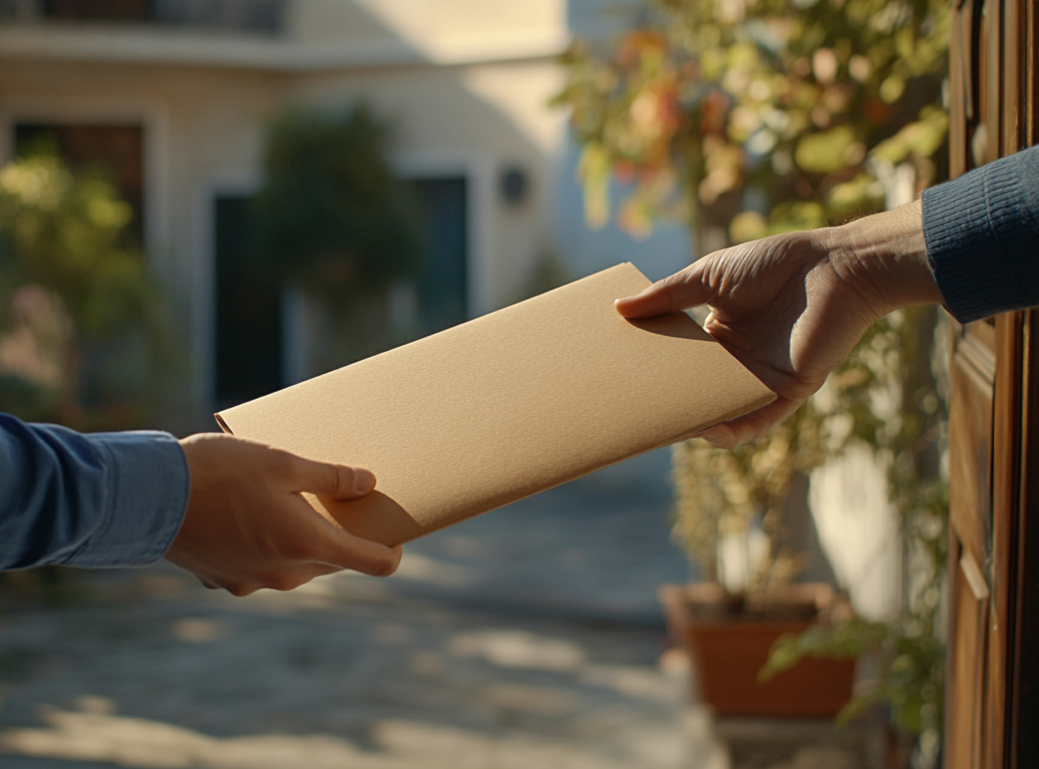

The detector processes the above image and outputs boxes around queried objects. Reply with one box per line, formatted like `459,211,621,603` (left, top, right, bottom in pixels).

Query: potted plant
659,402,858,718
555,0,950,740
659,582,855,717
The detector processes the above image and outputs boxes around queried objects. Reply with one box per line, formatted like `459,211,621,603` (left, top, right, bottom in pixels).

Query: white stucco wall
0,0,577,425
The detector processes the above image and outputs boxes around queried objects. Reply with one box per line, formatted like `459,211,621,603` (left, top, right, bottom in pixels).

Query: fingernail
353,469,376,494
615,292,642,305
614,294,641,314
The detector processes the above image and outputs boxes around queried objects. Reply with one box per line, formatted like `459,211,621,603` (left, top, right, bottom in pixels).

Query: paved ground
0,459,881,769
0,464,727,769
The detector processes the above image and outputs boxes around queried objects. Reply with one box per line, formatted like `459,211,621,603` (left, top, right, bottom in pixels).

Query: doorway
409,176,469,336
212,194,282,408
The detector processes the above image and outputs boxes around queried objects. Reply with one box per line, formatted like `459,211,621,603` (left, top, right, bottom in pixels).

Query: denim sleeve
0,413,190,570
922,144,1039,323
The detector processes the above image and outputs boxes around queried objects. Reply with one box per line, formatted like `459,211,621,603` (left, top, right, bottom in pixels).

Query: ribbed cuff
65,432,190,568
923,146,1039,323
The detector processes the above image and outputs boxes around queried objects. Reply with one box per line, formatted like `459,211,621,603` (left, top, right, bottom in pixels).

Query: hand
165,433,402,596
616,200,944,447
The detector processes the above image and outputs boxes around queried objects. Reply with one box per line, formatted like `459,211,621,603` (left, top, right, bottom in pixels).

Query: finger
315,529,403,578
615,265,710,318
203,577,259,597
269,560,379,592
288,455,376,501
701,398,802,447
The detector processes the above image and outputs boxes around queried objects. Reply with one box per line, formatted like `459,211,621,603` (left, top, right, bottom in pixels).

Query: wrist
822,199,944,317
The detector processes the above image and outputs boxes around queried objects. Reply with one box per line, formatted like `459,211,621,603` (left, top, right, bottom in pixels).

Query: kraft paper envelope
216,262,775,546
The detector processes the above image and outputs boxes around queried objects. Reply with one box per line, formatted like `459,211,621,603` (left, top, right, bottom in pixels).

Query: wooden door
944,0,1039,766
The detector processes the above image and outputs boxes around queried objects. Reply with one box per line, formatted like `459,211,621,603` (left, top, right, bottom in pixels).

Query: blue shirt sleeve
0,413,190,570
922,144,1039,323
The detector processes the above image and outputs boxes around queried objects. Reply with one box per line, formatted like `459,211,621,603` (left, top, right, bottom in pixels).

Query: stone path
0,459,881,769
0,462,731,769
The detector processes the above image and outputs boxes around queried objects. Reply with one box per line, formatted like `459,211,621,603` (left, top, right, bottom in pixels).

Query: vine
555,0,951,756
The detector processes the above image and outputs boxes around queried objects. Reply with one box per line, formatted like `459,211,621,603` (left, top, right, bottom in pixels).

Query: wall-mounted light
499,165,530,207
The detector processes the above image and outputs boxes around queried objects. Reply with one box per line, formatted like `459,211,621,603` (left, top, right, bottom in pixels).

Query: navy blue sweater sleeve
922,145,1039,323
0,413,190,570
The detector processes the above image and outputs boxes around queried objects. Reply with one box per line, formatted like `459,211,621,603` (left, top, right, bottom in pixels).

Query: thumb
288,455,377,501
615,264,711,319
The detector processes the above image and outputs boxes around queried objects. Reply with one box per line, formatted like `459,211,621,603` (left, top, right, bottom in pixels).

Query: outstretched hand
616,200,943,447
166,433,401,596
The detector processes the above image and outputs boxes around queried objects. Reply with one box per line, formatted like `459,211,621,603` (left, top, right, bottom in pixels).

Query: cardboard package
216,263,774,546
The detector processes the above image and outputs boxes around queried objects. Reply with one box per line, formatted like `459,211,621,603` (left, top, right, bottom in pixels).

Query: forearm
0,414,190,570
817,145,1039,324
822,199,944,319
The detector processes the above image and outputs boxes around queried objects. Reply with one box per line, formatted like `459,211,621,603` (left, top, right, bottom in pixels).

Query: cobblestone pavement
0,466,731,769
0,463,880,769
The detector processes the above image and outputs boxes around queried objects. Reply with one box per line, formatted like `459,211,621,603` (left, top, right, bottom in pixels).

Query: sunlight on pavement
448,629,586,671
0,707,687,769
389,553,473,586
171,618,227,644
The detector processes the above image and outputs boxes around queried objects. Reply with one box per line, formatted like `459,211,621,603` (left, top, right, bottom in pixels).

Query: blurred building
0,0,691,425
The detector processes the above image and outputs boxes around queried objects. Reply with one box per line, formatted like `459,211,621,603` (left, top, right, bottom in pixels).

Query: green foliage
761,617,891,675
0,156,151,340
555,0,949,241
0,154,174,427
0,371,63,423
671,405,827,587
761,616,945,739
557,0,952,752
252,106,423,306
674,305,949,748
519,247,572,302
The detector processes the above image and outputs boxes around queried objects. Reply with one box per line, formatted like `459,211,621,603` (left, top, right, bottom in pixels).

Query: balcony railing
0,0,288,34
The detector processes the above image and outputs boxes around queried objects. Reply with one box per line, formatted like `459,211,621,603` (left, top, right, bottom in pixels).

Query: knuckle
656,273,694,309
282,538,320,563
271,449,302,479
226,581,257,597
330,465,349,497
270,574,305,592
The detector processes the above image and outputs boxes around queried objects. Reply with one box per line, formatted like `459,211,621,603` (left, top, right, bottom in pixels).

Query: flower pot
659,582,856,718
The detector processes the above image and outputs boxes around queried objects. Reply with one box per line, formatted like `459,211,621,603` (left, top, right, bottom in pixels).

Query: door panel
944,0,1039,766
947,320,996,769
948,325,994,567
948,551,990,769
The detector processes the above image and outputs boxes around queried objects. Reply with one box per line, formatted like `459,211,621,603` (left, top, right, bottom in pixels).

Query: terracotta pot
659,582,856,718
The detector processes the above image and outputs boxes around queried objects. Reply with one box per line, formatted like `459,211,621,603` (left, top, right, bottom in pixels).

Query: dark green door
213,195,281,408
410,177,468,335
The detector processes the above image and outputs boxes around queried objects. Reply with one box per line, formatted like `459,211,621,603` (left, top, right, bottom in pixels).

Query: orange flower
617,29,669,70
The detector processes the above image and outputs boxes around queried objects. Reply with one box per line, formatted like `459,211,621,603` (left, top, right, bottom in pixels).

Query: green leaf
795,126,856,174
